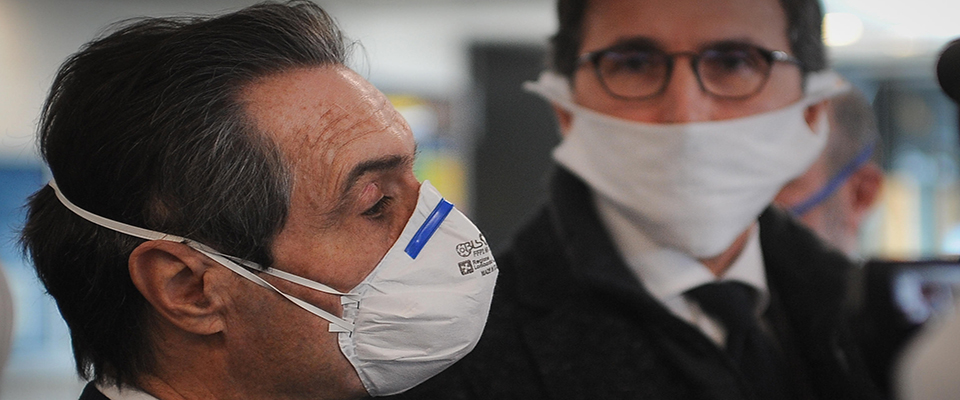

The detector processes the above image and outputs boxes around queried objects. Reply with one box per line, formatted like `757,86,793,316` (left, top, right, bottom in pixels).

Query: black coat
78,383,110,400
391,168,883,400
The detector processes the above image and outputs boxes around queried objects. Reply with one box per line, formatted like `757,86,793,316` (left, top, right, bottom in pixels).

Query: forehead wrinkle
320,92,400,149
278,106,371,232
297,99,410,229
307,93,396,152
285,100,380,177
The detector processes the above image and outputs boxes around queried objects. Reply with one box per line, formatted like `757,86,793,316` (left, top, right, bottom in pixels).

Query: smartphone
859,259,960,325
854,258,960,394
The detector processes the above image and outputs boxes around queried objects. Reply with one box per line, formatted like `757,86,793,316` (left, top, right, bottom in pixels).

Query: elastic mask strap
260,267,359,303
48,180,355,333
192,248,354,332
50,180,186,243
789,143,875,217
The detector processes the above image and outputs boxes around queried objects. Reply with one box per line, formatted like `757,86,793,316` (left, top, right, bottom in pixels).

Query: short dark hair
20,0,347,387
549,0,828,79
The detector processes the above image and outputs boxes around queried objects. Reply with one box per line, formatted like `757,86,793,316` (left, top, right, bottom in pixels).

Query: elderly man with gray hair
20,2,497,399
775,88,884,256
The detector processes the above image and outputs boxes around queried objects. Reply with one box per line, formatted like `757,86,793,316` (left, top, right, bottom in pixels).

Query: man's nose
653,60,712,123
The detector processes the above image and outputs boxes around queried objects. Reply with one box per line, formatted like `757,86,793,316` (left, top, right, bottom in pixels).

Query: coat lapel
513,169,746,399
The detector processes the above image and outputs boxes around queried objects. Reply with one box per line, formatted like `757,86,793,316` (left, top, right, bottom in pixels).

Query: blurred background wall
1,0,959,398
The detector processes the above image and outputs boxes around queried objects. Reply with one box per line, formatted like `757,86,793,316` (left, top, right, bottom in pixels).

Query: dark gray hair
20,0,347,386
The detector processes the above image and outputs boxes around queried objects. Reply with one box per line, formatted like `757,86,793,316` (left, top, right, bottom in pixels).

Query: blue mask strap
789,142,876,217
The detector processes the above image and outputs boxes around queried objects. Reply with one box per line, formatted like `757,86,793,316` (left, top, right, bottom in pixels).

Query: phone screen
855,258,960,394
862,259,960,326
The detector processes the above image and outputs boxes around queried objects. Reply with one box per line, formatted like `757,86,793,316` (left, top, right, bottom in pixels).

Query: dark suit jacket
390,168,883,400
79,383,110,400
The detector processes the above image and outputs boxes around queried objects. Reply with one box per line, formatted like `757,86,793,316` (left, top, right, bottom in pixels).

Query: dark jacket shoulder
79,382,111,400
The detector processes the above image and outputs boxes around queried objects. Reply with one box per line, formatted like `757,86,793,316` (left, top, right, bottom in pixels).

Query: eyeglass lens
593,44,775,100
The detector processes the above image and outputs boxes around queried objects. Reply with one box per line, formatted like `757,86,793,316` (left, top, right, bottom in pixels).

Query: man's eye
602,51,661,75
704,49,764,73
362,196,393,217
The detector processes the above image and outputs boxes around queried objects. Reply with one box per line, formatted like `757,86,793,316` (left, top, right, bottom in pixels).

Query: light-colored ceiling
2,0,957,160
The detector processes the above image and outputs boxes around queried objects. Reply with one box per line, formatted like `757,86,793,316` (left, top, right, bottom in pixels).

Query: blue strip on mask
405,198,454,259
789,143,876,217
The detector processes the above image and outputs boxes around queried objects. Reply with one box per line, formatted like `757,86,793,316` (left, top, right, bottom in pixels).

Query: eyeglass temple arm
771,50,803,67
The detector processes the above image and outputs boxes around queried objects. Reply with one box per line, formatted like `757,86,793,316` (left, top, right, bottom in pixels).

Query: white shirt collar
594,193,769,311
96,383,161,400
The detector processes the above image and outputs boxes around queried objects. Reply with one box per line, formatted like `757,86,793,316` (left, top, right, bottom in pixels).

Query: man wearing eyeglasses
391,0,886,399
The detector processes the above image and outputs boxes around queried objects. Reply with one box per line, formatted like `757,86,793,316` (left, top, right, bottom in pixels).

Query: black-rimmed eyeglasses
576,42,803,101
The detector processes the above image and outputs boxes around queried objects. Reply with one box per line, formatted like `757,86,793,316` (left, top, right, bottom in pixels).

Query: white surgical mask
525,70,850,258
49,179,497,397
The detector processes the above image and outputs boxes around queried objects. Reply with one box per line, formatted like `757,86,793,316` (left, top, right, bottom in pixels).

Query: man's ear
128,241,227,335
849,162,884,223
804,100,830,132
553,104,573,137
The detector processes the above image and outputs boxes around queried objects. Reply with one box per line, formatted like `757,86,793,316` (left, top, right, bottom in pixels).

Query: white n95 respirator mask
49,179,498,397
525,70,850,258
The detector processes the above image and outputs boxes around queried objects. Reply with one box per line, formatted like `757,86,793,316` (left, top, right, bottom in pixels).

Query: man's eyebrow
696,38,766,52
321,152,415,225
599,37,769,54
343,154,413,194
601,37,661,52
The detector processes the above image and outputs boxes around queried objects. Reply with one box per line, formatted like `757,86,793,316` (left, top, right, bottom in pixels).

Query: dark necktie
686,281,789,399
